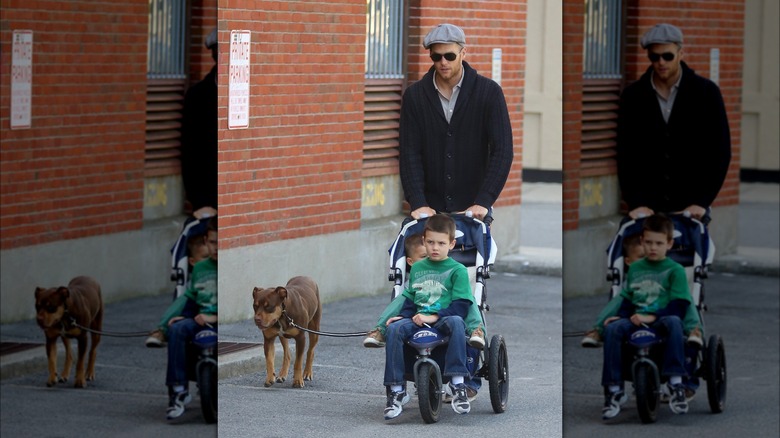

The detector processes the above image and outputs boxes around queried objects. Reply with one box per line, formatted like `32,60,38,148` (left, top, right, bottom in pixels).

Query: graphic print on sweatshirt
410,268,457,314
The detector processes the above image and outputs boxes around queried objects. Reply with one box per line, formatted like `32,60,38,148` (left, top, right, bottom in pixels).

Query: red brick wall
562,0,583,231
217,1,366,250
408,1,526,208
624,0,744,208
190,0,218,85
0,0,148,250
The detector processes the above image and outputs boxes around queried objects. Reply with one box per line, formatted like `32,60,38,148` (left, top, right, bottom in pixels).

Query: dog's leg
86,331,100,382
262,336,277,387
45,337,59,387
60,336,72,383
277,336,290,383
303,332,319,382
291,334,307,388
73,334,88,388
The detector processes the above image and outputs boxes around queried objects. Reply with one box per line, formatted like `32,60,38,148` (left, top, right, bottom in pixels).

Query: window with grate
364,0,406,177
146,0,188,177
581,0,624,177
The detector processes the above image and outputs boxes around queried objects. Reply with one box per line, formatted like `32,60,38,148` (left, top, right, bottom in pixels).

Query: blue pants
384,316,470,387
601,316,687,387
166,318,207,387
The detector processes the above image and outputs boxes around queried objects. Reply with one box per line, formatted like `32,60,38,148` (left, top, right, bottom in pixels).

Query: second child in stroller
382,214,474,420
146,227,211,347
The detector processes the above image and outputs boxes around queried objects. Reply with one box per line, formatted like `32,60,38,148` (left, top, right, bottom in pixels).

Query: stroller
604,213,727,423
386,213,509,423
170,215,212,300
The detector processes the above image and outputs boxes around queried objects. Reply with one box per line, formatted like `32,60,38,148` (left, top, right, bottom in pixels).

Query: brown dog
35,276,103,388
253,276,322,388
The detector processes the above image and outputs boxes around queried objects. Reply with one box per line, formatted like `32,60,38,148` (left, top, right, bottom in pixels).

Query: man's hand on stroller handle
411,204,489,221
411,206,436,219
629,205,706,220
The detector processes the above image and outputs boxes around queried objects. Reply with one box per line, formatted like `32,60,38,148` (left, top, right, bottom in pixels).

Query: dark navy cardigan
616,61,732,213
399,61,514,213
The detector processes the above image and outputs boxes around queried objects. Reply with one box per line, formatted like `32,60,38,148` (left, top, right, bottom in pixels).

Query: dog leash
67,318,150,338
282,313,368,338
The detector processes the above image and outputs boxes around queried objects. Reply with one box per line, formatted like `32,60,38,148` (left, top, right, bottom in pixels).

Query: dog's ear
34,287,44,300
252,287,261,299
274,287,288,300
56,286,70,299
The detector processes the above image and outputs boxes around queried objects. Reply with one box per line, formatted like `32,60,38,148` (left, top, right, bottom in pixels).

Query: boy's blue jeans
166,318,208,387
601,316,687,387
384,316,470,387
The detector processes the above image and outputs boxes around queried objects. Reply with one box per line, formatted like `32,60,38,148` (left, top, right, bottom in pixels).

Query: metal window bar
148,0,187,79
366,0,404,79
584,0,622,79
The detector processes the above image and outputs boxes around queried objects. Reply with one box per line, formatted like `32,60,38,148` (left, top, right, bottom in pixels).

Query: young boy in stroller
600,214,692,420
381,214,475,420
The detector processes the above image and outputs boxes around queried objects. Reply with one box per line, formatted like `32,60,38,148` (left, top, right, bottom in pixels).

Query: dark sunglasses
648,52,676,62
430,52,459,62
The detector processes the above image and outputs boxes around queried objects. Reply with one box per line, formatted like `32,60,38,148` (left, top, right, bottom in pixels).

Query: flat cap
640,23,683,48
423,23,466,49
205,29,218,49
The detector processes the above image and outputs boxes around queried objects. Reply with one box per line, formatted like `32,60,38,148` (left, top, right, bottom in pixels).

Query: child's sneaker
686,327,703,348
383,389,410,420
669,383,689,414
145,329,166,348
443,385,478,403
363,329,385,348
449,382,471,414
601,389,628,420
166,390,192,420
581,329,602,348
468,327,485,349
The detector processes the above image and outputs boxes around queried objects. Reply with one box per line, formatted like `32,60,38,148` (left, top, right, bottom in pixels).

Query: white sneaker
166,390,192,420
383,389,410,420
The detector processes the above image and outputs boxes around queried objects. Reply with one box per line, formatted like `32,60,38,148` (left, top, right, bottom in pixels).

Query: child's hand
412,313,438,326
195,313,217,326
167,316,185,327
630,313,656,326
386,316,403,326
603,316,621,326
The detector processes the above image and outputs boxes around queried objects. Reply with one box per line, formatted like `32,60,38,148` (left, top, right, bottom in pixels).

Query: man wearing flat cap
399,23,514,222
616,23,731,222
180,29,218,218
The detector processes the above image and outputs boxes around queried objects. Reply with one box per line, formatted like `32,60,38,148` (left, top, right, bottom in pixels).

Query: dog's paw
74,379,86,388
303,373,313,382
46,379,57,387
264,379,275,387
86,373,95,382
57,374,68,383
275,376,286,383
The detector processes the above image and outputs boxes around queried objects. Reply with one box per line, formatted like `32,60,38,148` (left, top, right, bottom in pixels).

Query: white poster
228,30,251,130
491,48,502,86
11,30,33,130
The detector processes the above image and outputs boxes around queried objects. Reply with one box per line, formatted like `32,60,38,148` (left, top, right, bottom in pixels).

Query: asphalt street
217,271,563,438
0,293,217,438
563,271,780,437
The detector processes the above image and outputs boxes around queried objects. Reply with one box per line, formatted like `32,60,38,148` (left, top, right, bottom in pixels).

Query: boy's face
641,230,672,261
206,230,218,262
406,243,428,266
189,243,210,267
625,243,645,265
423,230,455,262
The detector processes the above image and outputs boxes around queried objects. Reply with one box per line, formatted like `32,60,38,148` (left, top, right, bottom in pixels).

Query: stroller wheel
488,334,509,413
705,334,727,413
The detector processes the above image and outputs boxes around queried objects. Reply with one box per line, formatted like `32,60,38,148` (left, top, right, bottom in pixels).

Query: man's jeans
601,316,687,387
166,318,208,387
384,316,470,387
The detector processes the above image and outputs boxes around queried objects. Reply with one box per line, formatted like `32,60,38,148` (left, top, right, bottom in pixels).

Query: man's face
647,43,683,82
429,43,464,82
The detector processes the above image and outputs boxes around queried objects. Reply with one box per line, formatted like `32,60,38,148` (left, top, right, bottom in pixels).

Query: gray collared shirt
433,68,465,123
651,69,683,123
